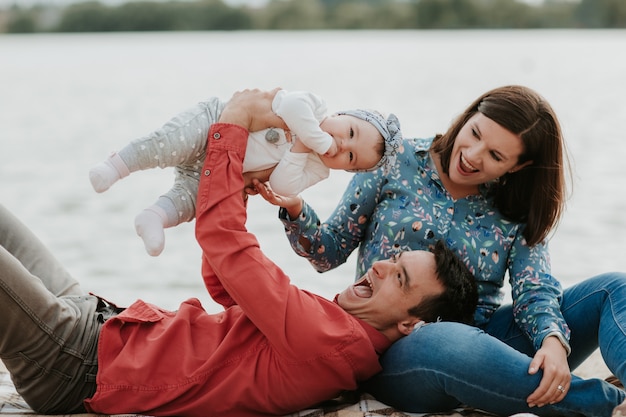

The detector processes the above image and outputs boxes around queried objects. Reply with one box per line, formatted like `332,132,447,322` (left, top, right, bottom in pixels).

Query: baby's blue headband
335,109,402,174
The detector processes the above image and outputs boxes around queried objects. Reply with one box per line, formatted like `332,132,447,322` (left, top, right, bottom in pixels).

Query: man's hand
219,88,288,132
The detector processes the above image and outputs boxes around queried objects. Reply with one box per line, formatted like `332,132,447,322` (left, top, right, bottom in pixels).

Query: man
0,89,477,417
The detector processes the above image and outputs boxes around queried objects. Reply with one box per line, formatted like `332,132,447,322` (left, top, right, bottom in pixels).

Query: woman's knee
568,272,626,302
588,272,626,287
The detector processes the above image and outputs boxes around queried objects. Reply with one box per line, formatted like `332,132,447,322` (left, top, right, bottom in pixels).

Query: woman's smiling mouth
460,153,478,174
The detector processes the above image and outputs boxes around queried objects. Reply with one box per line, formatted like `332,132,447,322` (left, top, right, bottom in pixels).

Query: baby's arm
268,152,329,197
273,90,335,156
290,137,312,154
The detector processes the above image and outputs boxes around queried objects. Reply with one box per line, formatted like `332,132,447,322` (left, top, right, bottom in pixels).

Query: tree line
3,0,626,33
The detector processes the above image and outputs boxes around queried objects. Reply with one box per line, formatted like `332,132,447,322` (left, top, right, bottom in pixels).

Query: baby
90,89,402,256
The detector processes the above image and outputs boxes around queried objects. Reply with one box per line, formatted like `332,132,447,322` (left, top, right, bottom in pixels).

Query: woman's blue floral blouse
279,137,570,352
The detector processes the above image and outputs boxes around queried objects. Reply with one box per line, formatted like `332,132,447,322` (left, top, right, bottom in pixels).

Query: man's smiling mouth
353,274,373,298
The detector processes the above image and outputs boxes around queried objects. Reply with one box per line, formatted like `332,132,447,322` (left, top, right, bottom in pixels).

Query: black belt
95,297,125,323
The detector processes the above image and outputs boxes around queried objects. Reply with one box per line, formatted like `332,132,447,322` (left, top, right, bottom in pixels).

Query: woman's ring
557,385,565,393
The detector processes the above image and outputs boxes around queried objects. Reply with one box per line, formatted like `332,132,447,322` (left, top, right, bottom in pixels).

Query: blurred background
0,0,624,33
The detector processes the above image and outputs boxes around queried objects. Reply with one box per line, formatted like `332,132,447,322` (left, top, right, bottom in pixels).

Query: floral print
279,137,569,351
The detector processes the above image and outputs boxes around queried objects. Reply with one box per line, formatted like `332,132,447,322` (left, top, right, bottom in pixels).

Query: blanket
0,361,494,417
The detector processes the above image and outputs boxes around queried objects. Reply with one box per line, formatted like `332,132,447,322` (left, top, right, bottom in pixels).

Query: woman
253,85,626,415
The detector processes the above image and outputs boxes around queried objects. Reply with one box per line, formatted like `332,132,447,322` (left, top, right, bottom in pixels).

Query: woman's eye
490,151,502,162
472,128,479,138
350,128,354,138
349,152,354,162
397,273,402,285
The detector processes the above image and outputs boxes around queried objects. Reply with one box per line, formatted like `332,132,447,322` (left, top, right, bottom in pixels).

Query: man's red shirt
85,123,390,417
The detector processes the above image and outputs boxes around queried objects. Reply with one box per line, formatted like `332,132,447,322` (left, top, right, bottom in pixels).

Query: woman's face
448,113,531,187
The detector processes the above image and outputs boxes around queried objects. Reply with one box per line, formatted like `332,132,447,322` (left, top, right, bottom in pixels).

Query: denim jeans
0,204,101,413
364,273,626,416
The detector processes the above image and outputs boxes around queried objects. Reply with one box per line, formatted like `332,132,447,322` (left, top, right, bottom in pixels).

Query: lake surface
1,30,625,311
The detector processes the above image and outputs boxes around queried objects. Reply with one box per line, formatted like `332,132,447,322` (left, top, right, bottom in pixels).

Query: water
1,30,625,312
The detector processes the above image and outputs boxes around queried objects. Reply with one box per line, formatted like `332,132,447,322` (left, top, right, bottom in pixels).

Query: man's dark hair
407,240,478,325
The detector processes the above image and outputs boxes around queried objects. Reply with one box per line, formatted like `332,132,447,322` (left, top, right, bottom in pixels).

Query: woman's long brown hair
431,85,571,247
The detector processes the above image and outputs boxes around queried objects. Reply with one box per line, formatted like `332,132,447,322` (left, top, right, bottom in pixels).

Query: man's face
337,251,444,339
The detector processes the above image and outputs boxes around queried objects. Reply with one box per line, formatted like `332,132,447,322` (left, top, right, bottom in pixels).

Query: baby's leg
89,97,224,193
135,163,202,256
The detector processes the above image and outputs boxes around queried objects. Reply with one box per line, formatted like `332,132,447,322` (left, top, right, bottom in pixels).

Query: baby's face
318,115,383,171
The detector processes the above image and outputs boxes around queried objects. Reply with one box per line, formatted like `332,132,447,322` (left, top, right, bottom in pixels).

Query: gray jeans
0,204,105,413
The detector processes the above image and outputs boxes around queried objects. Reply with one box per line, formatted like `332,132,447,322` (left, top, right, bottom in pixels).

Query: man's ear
397,318,423,336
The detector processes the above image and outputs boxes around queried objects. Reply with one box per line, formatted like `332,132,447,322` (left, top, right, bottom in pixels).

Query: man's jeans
365,273,626,416
0,204,100,413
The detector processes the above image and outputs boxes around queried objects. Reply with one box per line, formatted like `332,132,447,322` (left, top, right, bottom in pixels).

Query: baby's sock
89,152,130,193
135,206,169,257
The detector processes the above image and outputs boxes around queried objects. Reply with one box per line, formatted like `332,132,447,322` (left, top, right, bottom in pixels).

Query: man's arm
195,89,343,353
197,88,288,308
195,121,304,346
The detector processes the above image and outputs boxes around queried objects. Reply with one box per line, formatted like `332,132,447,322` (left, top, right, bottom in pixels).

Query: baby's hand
324,140,338,157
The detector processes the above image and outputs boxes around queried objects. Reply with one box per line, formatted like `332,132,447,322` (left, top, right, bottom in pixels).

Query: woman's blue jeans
364,273,626,416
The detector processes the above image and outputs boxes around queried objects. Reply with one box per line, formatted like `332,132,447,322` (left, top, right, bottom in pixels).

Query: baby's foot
135,208,167,256
89,152,129,193
89,160,120,192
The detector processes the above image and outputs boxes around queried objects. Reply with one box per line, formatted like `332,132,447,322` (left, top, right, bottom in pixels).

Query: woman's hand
219,88,288,132
251,179,303,218
526,335,571,408
243,167,274,193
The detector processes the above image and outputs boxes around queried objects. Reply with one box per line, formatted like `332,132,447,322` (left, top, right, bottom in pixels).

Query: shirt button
204,169,211,176
213,132,221,140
